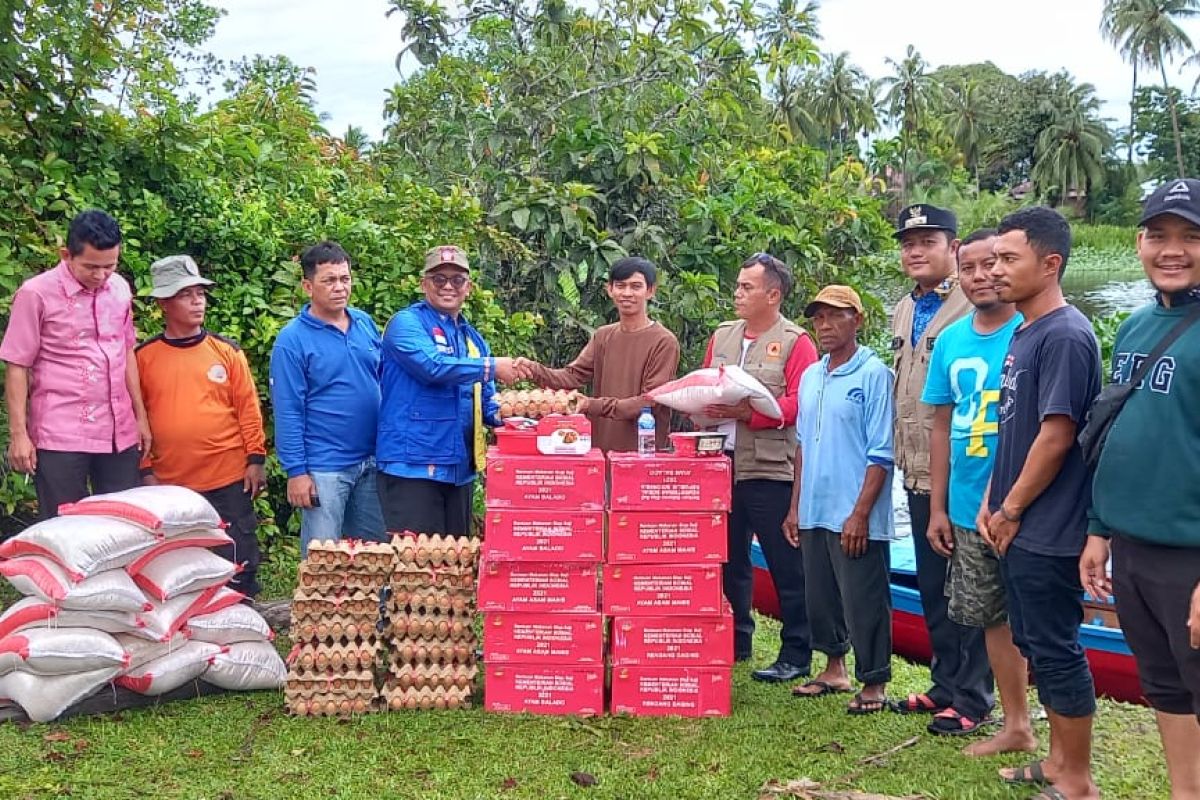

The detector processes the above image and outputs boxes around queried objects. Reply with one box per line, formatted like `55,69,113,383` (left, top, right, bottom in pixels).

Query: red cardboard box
485,663,604,716
485,508,604,562
610,666,732,717
608,453,731,512
610,613,734,666
603,563,724,616
477,560,598,612
484,612,604,665
607,511,728,564
485,448,605,509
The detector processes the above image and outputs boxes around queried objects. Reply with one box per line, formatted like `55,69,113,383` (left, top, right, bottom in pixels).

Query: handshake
493,356,539,385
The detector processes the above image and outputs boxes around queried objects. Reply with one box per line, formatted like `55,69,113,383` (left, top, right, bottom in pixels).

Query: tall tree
1100,0,1199,176
942,81,986,186
1031,81,1112,204
877,45,939,200
811,51,877,150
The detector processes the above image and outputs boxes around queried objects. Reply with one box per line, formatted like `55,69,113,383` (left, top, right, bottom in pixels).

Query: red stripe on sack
0,558,68,601
58,500,165,534
0,543,84,581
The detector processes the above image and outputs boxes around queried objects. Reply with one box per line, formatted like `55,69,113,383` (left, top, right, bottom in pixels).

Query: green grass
0,614,1169,800
1071,225,1137,253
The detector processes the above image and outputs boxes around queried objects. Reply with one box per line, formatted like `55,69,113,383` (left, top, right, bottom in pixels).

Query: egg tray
287,638,383,672
286,695,378,717
390,568,476,592
304,540,396,573
291,589,382,620
388,614,476,642
285,668,377,701
380,685,472,711
495,388,582,420
385,590,475,618
391,534,481,570
290,617,383,644
297,567,391,593
388,639,477,667
385,662,477,692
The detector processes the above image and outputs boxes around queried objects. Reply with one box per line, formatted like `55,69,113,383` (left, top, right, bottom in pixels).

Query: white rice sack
203,641,285,691
58,485,222,535
128,547,238,602
115,632,189,670
0,557,150,613
186,604,273,645
115,640,222,695
648,364,783,423
123,530,234,575
0,597,57,639
193,586,246,617
137,585,226,642
0,665,121,722
0,628,129,676
0,515,157,580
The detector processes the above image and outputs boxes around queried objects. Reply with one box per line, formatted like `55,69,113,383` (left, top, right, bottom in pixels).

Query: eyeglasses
426,273,468,289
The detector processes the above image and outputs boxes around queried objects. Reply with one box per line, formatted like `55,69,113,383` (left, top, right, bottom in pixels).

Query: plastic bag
116,640,223,695
0,665,121,722
0,515,157,580
203,641,285,691
0,557,150,612
193,586,246,617
137,585,230,642
58,485,223,535
128,547,238,602
186,603,274,645
648,365,782,426
0,628,129,676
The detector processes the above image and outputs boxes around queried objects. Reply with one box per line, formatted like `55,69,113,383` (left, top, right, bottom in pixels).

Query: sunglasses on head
426,273,468,289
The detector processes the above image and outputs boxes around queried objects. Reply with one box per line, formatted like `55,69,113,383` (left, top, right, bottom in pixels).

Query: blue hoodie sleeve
269,334,309,478
864,362,895,468
384,310,490,386
476,332,502,428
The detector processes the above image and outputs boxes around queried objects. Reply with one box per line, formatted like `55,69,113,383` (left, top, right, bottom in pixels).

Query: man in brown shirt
516,257,680,452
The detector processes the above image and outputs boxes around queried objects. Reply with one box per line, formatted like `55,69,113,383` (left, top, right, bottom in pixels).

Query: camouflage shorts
946,525,1008,628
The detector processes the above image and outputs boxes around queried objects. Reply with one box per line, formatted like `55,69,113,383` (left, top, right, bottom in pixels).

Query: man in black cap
1081,179,1200,798
890,204,995,735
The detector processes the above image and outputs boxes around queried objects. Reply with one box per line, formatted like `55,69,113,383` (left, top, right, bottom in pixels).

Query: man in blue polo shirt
376,245,520,535
270,241,387,554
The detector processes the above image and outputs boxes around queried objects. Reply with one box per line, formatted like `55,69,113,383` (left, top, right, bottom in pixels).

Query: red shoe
890,692,946,714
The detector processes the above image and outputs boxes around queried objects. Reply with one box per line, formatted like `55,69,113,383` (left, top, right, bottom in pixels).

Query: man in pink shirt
2,210,151,518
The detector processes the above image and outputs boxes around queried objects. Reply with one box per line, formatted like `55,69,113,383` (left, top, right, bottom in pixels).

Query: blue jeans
1001,544,1096,718
300,458,388,556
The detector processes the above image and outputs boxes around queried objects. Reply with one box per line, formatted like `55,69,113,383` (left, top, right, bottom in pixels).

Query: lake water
892,262,1152,539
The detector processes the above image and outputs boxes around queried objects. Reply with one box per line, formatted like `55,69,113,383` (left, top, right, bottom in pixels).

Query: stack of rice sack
284,540,391,716
382,534,479,711
0,486,284,722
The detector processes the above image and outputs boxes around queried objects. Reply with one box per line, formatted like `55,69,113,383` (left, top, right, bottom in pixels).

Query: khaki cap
149,255,214,299
423,245,471,275
804,285,864,317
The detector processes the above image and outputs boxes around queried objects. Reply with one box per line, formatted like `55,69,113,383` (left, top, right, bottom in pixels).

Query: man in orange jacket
137,255,268,597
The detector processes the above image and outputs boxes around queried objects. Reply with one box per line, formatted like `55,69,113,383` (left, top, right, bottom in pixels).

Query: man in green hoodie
1081,179,1200,799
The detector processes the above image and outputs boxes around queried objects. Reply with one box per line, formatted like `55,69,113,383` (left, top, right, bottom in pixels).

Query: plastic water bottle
637,406,656,456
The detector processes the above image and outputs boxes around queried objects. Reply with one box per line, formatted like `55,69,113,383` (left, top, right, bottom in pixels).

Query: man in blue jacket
377,245,519,535
270,241,387,555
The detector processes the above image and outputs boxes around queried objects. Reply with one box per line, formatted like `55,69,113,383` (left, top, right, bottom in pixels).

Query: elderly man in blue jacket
376,245,520,535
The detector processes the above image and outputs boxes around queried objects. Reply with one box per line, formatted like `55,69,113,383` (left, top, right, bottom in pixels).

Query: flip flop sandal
1002,761,1049,785
792,680,851,698
846,692,888,715
1028,788,1068,800
891,692,946,714
926,708,996,737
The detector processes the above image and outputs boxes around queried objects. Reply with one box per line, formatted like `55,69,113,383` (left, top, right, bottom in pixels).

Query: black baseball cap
894,203,957,239
1139,179,1200,228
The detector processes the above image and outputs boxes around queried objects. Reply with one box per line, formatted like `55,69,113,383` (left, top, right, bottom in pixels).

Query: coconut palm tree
761,0,822,143
1031,82,1113,205
1100,0,1198,176
942,81,986,187
812,51,877,149
877,45,940,200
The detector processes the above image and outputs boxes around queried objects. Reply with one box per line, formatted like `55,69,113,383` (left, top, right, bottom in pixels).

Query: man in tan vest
701,253,819,682
890,204,994,730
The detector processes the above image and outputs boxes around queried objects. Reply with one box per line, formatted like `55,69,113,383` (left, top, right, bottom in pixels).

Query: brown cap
804,285,864,317
423,245,471,275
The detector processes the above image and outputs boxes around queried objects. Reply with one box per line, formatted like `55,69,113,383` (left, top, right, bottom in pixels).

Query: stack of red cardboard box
479,417,606,716
605,452,734,717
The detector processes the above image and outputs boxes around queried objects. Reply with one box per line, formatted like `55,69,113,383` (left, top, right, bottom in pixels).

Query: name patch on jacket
765,341,782,359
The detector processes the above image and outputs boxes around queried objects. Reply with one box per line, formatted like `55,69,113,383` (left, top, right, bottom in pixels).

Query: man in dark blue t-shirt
980,207,1101,800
